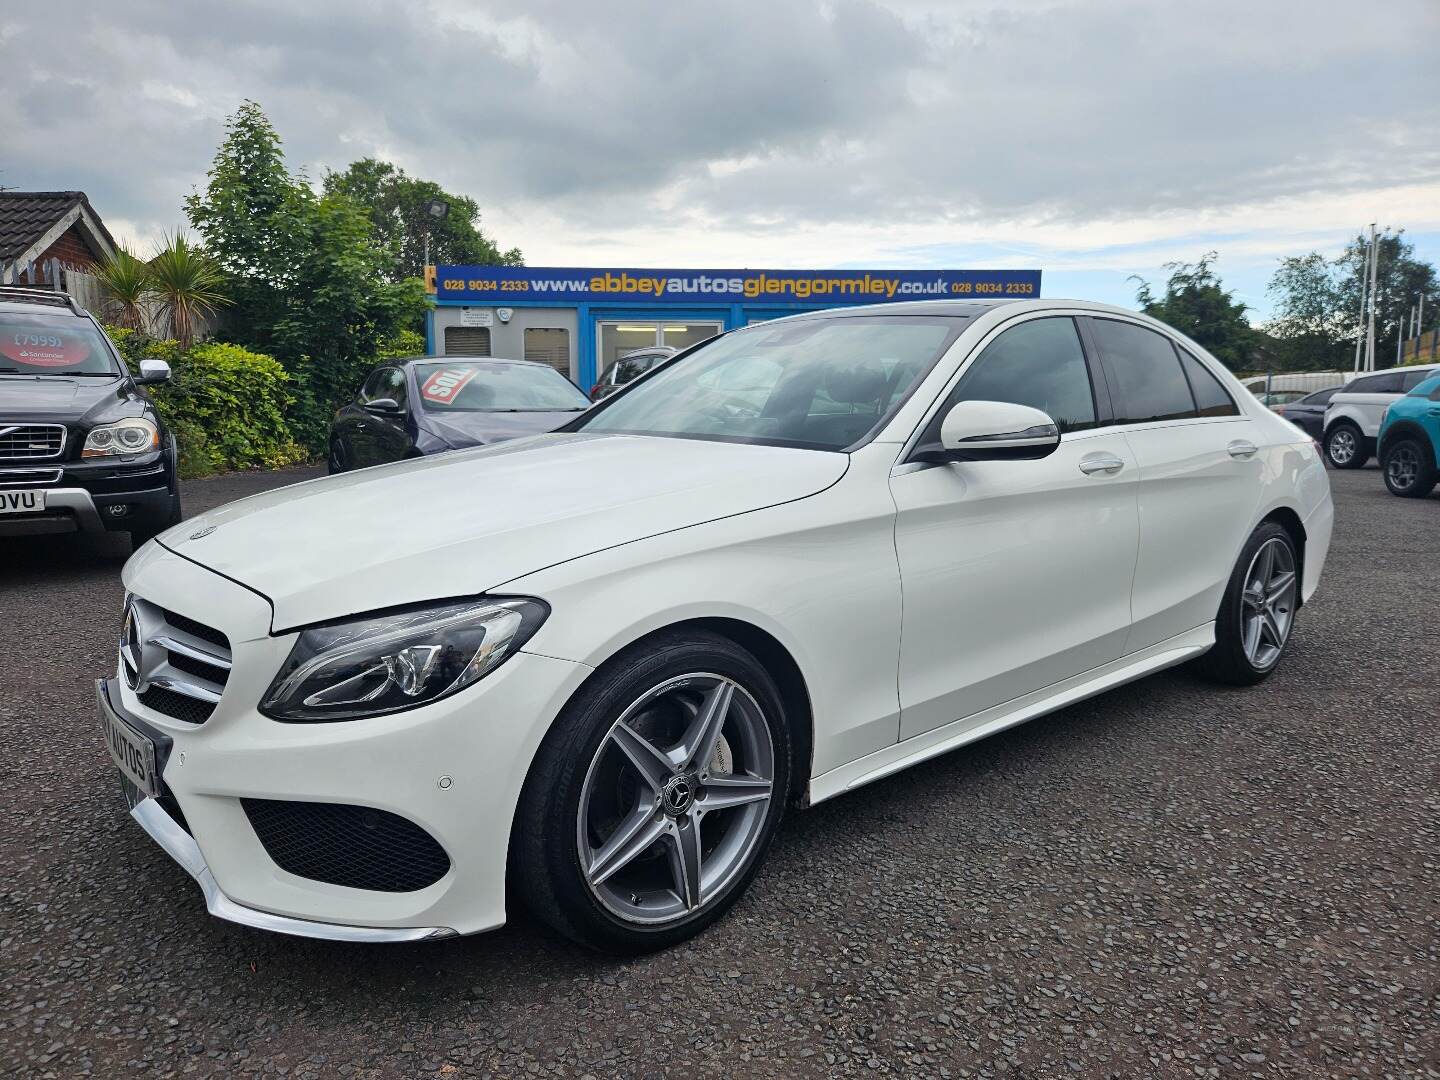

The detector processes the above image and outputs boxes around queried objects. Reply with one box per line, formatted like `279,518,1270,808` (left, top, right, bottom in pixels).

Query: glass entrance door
597,320,722,377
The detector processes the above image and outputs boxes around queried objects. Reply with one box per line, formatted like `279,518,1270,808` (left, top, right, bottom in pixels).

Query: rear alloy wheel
1324,423,1368,469
1195,522,1299,685
1381,437,1438,498
514,632,790,953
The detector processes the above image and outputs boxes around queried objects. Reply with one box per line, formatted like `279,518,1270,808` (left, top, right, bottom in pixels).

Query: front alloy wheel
1382,437,1438,498
514,631,790,953
1324,424,1367,469
578,674,774,924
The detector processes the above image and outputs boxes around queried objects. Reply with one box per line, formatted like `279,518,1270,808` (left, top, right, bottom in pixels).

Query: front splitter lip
130,797,459,944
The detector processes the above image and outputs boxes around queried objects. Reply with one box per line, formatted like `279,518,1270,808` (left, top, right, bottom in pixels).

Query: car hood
420,408,583,448
161,432,848,631
0,375,138,424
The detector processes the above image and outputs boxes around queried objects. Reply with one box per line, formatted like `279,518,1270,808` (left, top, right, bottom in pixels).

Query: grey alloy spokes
1240,538,1296,669
577,673,775,925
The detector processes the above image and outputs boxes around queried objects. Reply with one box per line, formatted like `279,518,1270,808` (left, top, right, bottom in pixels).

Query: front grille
242,799,452,893
124,598,232,725
0,423,65,460
138,685,216,725
0,467,62,486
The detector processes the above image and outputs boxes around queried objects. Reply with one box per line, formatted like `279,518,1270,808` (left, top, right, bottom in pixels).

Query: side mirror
136,358,172,386
922,400,1060,462
364,397,403,415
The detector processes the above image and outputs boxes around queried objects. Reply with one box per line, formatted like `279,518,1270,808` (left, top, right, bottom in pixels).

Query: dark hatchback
328,356,590,472
0,288,181,549
1274,385,1342,441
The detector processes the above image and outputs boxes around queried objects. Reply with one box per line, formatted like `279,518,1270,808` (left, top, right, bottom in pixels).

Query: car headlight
83,418,160,458
260,597,548,722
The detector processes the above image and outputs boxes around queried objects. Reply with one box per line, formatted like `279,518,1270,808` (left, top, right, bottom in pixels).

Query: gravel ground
1,465,1436,1079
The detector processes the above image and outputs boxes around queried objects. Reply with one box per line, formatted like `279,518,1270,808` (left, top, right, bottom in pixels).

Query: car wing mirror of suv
363,398,404,415
136,358,172,385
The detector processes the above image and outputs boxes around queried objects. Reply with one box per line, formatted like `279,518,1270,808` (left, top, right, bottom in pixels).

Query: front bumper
0,483,173,536
107,545,592,939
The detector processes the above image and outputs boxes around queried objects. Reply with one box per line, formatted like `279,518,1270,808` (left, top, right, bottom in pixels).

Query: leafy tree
1132,253,1255,371
94,247,154,332
1264,228,1438,371
186,102,428,451
184,101,309,349
324,158,522,280
1264,253,1347,370
147,232,229,348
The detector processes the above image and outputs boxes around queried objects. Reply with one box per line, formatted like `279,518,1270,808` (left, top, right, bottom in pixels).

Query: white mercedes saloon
99,299,1333,953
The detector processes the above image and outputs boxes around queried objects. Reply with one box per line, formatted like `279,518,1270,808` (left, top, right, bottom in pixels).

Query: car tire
327,439,347,475
513,629,791,954
1324,422,1368,469
1380,436,1438,498
1194,521,1300,686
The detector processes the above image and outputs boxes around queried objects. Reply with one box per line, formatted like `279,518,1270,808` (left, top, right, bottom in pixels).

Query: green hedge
107,328,307,479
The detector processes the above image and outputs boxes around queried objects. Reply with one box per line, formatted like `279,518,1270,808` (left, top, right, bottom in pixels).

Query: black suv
0,287,181,549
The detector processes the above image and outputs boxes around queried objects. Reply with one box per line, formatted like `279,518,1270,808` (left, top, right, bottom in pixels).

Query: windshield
0,312,120,375
414,362,588,412
575,316,964,451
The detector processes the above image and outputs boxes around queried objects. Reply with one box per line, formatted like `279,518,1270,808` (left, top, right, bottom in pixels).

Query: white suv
1323,363,1440,469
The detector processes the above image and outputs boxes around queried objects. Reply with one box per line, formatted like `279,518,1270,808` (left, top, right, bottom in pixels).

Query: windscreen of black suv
0,312,121,375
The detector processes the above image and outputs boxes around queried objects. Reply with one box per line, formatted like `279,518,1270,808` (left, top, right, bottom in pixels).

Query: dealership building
426,266,1042,392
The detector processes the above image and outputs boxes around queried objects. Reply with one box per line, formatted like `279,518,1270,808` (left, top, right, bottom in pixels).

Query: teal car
1377,372,1440,498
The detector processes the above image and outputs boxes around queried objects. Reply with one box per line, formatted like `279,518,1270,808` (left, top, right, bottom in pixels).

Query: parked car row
1242,363,1440,501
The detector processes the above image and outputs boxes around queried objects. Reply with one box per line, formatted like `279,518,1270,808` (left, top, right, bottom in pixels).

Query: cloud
1,0,1436,317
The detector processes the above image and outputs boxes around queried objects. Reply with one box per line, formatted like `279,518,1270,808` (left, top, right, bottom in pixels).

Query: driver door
889,315,1140,740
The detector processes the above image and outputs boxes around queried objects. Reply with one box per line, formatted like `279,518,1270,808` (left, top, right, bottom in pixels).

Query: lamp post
422,198,450,277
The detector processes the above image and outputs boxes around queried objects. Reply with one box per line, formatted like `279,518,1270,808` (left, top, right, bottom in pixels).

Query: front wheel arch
1258,506,1306,610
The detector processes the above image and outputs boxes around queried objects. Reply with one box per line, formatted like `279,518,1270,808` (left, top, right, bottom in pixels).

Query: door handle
1078,454,1125,476
1227,440,1259,459
357,422,368,431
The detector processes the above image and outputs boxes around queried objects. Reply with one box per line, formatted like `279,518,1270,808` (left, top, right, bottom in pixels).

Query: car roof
396,355,552,370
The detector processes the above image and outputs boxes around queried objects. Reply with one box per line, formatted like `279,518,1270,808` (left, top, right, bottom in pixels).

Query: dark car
1274,385,1342,440
0,287,181,549
590,346,677,401
328,356,590,472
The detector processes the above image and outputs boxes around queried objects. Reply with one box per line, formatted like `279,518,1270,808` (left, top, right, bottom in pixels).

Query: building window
524,327,571,377
444,326,491,356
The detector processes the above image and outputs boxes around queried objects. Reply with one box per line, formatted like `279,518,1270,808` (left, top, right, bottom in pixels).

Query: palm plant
148,232,229,348
93,247,154,331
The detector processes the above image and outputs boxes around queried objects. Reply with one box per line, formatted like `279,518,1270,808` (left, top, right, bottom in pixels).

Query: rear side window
1401,368,1434,392
1301,387,1339,405
1348,372,1404,393
1176,348,1239,417
1090,319,1196,424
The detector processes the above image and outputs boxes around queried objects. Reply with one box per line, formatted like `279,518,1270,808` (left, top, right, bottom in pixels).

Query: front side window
1091,319,1196,424
1176,348,1239,417
414,362,588,412
358,367,389,403
927,317,1097,436
576,316,964,451
0,312,120,375
381,367,408,408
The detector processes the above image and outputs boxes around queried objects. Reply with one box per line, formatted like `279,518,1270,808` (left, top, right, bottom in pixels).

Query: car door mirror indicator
916,400,1061,463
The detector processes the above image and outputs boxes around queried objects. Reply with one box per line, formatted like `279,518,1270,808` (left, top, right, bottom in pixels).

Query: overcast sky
3,0,1437,319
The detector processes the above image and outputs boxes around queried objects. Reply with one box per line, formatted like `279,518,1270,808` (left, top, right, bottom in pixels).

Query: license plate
100,700,159,800
0,489,45,514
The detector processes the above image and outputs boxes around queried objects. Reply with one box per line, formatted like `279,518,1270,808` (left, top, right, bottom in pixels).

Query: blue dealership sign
435,266,1041,305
